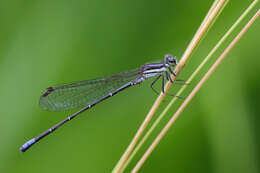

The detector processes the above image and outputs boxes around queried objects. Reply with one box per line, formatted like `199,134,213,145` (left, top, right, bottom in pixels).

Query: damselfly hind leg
150,75,162,95
161,74,165,93
150,74,184,99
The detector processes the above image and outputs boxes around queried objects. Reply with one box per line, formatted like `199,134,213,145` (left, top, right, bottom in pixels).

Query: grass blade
132,9,260,173
112,0,226,172
121,1,258,171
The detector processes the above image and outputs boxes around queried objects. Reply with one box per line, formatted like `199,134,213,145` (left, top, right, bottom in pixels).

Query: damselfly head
164,54,177,66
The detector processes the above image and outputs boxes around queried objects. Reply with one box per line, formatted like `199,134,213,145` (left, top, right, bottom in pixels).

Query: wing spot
42,87,54,97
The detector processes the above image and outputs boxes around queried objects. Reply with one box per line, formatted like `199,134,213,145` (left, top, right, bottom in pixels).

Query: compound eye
164,54,177,65
165,54,173,60
171,57,177,64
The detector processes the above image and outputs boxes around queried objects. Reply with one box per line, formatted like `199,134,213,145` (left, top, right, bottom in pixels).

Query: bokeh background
0,0,259,172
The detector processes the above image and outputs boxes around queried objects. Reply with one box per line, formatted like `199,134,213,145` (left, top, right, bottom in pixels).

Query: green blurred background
0,0,259,172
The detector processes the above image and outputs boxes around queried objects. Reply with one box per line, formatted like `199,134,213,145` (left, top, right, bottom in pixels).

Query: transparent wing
39,68,141,111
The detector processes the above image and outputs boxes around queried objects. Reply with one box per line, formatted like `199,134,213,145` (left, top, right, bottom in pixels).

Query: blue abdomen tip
20,139,36,152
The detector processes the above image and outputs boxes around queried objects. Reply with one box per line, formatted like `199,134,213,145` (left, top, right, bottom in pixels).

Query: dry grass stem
131,9,260,173
112,0,226,172
120,1,258,171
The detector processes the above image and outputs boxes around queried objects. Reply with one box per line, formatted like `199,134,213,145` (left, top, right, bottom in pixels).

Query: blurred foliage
0,0,259,172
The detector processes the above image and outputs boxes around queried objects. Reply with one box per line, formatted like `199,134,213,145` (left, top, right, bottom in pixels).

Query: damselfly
20,54,180,152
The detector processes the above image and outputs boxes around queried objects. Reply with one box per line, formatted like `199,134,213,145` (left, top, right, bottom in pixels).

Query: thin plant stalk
189,0,220,44
121,1,258,171
112,0,226,172
131,10,260,173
